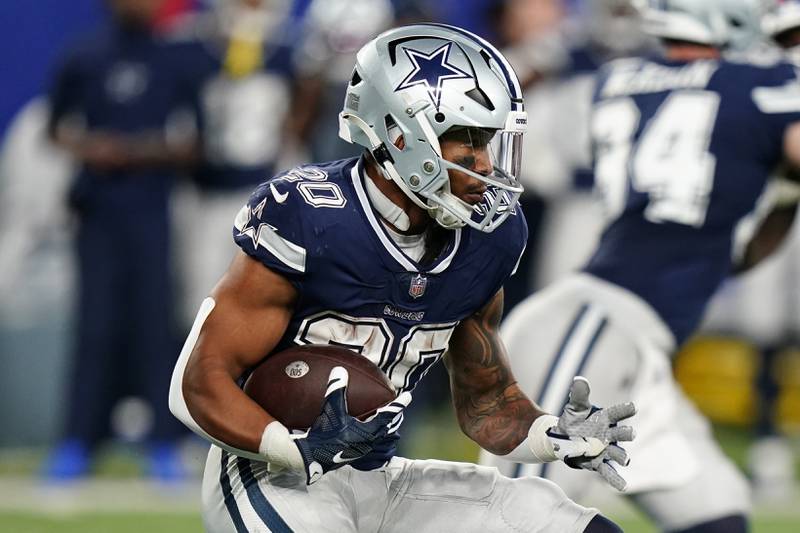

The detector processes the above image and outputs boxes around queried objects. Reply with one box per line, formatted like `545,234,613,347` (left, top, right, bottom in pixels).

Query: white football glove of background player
523,376,635,491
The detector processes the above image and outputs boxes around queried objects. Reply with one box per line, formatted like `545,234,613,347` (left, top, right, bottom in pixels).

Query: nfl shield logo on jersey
409,274,427,299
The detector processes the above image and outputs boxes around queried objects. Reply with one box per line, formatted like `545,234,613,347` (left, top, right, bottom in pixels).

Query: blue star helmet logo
395,41,473,111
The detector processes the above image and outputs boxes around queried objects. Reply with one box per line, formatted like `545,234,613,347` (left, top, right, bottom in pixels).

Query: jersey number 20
294,311,456,394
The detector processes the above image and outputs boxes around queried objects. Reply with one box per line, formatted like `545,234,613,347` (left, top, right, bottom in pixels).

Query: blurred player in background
698,0,800,502
500,0,653,301
290,0,396,162
168,0,300,328
43,0,195,480
482,1,800,531
169,23,635,532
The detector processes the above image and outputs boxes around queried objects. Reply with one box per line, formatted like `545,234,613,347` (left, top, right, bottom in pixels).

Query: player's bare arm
735,201,798,273
444,289,542,455
446,289,635,489
174,248,410,483
733,121,800,273
180,251,296,453
784,121,800,167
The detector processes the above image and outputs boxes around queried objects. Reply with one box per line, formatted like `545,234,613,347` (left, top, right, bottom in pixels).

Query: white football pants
201,445,598,533
481,273,750,532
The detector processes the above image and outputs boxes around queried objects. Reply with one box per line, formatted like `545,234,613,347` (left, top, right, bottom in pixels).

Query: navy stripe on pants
220,451,248,533
237,457,294,533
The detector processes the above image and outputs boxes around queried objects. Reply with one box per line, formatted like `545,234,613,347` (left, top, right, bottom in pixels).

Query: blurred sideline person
481,1,800,531
290,0,395,163
488,0,565,313
167,0,299,328
43,0,196,481
699,0,800,502
170,23,635,533
0,98,75,321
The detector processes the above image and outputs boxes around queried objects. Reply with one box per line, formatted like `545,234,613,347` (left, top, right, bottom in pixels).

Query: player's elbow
169,354,219,441
167,374,185,422
168,343,209,432
168,361,193,428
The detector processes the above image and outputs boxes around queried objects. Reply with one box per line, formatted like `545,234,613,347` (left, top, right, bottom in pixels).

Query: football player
481,1,800,532
697,0,800,502
170,24,635,533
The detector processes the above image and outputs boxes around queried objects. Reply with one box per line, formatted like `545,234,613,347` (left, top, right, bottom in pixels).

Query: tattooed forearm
444,290,543,455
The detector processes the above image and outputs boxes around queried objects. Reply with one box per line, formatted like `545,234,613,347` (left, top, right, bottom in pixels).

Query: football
243,344,397,430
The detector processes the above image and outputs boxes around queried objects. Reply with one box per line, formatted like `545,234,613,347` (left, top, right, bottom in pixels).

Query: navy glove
292,366,412,484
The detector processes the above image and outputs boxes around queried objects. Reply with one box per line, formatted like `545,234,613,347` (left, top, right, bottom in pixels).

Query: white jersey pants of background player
202,445,600,533
480,273,751,532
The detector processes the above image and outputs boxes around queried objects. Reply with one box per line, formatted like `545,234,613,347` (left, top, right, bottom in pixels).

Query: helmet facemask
419,125,523,231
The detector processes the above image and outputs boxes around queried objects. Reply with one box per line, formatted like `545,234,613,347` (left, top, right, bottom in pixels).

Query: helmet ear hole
384,114,406,149
350,69,363,86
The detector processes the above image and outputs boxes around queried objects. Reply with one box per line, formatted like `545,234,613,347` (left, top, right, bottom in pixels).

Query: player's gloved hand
527,377,635,491
551,377,635,490
291,366,412,485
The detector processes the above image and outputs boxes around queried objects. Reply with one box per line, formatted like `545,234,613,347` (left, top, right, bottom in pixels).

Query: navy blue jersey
49,26,184,134
48,25,186,210
233,157,526,392
585,56,800,344
168,25,295,190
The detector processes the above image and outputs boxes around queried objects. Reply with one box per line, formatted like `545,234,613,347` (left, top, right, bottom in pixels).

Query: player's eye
455,155,476,169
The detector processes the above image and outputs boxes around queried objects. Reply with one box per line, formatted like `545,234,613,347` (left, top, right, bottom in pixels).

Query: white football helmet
338,24,526,233
763,0,800,40
635,0,763,50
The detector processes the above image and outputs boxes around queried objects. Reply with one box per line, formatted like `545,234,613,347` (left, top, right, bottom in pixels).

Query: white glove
528,377,636,491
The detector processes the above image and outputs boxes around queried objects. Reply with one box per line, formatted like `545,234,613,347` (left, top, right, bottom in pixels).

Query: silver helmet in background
635,0,764,51
763,0,800,41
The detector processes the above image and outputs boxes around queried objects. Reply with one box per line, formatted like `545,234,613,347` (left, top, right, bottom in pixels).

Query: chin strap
427,189,469,230
341,112,433,213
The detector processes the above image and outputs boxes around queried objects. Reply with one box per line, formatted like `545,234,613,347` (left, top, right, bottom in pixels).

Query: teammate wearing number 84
481,2,800,533
169,24,634,533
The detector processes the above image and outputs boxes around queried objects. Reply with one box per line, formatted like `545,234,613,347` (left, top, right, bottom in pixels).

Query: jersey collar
351,158,462,274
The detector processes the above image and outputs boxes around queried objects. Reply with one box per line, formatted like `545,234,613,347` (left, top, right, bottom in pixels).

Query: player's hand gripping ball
243,344,397,430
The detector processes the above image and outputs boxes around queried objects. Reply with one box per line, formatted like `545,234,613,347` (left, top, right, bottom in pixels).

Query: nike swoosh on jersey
270,183,289,204
332,451,358,464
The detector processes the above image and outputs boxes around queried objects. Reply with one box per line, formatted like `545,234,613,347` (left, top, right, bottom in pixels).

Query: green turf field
2,510,799,532
0,513,202,533
1,413,797,532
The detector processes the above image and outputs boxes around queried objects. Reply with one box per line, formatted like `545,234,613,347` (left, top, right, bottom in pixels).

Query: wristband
502,414,560,464
259,421,304,472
